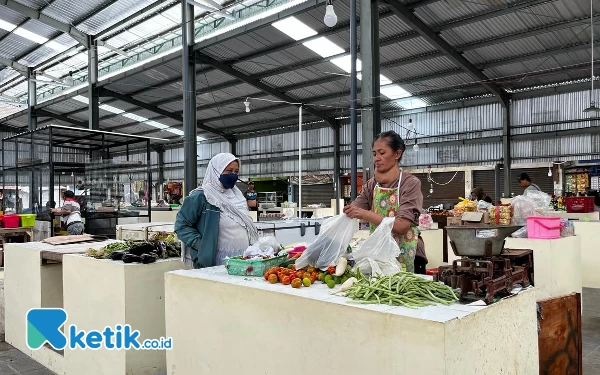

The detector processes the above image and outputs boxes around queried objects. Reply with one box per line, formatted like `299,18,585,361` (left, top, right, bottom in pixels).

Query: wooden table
0,227,34,266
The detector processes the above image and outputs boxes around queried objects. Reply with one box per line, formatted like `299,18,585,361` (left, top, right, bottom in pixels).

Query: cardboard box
447,217,462,226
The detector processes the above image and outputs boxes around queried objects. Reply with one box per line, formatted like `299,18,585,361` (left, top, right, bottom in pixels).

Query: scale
434,225,534,304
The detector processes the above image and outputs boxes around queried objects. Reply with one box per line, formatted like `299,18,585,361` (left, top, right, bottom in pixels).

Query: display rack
1,125,167,238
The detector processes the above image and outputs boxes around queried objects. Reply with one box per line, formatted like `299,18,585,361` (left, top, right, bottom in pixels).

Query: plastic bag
418,213,433,231
511,191,551,226
295,214,358,271
351,217,402,276
254,236,281,252
477,200,493,211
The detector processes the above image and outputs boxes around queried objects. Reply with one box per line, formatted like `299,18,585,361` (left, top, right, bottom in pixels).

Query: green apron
369,172,420,273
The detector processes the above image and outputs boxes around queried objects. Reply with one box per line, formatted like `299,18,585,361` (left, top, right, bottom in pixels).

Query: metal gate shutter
473,167,554,198
412,171,465,209
293,183,334,206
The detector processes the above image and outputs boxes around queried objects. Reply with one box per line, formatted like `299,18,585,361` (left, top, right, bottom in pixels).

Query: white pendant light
244,98,250,113
323,0,337,28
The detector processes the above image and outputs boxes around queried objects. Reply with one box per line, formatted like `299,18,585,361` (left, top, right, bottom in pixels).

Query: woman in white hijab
175,153,259,268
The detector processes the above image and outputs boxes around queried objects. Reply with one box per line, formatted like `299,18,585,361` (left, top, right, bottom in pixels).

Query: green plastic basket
224,254,288,277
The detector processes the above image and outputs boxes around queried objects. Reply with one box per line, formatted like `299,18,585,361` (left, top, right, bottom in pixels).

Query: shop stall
165,267,538,375
4,231,186,375
1,125,165,238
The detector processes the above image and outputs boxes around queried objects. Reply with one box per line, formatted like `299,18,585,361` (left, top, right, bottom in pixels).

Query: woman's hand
343,205,371,220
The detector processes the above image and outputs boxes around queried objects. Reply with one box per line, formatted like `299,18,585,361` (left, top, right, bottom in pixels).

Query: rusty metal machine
434,225,534,304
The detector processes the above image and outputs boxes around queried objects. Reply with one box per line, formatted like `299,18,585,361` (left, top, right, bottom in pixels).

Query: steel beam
383,0,508,105
196,52,337,128
457,15,596,52
0,57,28,76
99,88,184,121
434,0,557,32
191,0,326,51
35,109,86,127
480,40,599,70
0,0,89,48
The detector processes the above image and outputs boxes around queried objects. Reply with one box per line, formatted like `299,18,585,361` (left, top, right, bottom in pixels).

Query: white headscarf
202,153,259,245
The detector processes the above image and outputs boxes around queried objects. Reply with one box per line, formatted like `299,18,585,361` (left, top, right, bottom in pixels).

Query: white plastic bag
418,213,433,231
351,217,402,276
295,214,358,271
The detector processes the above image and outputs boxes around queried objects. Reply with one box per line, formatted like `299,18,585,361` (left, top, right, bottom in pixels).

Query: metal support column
156,146,165,201
350,0,358,201
502,98,511,197
27,68,37,131
360,0,381,173
333,125,341,214
228,138,237,156
182,0,197,196
88,36,99,130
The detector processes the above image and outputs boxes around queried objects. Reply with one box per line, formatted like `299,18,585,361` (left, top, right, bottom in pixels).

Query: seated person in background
470,187,494,204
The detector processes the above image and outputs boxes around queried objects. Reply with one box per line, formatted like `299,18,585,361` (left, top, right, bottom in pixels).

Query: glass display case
1,125,166,237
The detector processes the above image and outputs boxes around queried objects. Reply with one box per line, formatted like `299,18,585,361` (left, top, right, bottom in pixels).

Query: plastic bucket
527,216,561,239
18,214,36,227
2,214,20,228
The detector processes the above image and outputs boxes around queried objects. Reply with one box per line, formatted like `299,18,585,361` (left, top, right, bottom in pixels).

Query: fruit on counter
334,276,342,285
281,276,291,285
302,278,311,287
326,279,336,288
268,274,278,284
291,278,302,288
327,266,336,275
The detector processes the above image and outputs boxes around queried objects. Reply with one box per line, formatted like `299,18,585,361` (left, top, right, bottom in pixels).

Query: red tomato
307,266,316,274
281,276,291,285
296,270,305,279
291,278,302,288
268,274,278,284
327,266,336,275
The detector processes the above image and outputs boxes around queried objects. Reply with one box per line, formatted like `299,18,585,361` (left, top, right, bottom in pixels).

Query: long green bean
343,271,458,308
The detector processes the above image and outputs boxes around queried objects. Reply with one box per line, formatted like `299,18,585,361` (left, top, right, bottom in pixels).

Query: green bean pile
343,271,459,309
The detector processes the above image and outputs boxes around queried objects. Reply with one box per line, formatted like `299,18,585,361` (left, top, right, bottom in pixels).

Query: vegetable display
339,271,458,309
264,264,356,289
86,233,181,265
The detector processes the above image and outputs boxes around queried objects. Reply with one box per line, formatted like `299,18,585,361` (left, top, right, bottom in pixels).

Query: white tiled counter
165,267,539,375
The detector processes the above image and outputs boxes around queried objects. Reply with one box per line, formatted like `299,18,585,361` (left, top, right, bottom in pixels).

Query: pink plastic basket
527,216,561,239
1,214,20,228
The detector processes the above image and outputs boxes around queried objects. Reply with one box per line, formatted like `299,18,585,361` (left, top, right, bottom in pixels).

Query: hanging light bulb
413,142,419,152
429,184,433,194
548,165,553,177
244,98,250,113
323,0,337,27
407,118,413,131
64,71,74,86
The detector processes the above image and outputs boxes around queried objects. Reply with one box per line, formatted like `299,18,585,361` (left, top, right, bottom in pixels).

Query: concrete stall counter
420,229,444,268
4,240,187,375
572,221,600,288
504,235,582,301
165,267,539,375
547,211,599,221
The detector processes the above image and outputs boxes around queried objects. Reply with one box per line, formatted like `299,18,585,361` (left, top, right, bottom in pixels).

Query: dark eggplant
122,253,142,263
140,253,158,264
128,242,156,256
110,250,128,261
153,242,166,257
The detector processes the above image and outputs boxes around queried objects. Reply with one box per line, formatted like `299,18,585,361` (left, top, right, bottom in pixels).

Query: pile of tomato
264,265,321,288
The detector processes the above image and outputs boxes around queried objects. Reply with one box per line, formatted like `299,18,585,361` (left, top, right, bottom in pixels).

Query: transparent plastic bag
512,191,551,225
418,213,433,231
351,217,402,276
295,214,358,270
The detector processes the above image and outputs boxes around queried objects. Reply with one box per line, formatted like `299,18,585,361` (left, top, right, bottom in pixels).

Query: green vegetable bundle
86,242,130,259
342,270,459,309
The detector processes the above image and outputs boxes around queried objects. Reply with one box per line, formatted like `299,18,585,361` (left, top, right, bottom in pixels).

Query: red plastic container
2,214,20,228
565,197,595,213
426,268,439,276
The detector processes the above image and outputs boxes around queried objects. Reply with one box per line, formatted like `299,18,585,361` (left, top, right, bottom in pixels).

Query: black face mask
219,173,238,189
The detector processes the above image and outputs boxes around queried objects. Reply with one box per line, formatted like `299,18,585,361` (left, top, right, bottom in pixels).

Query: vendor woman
175,153,259,269
343,131,427,274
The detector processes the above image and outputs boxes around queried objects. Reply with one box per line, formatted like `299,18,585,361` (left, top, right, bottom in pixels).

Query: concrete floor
0,288,598,374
